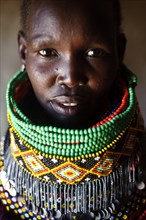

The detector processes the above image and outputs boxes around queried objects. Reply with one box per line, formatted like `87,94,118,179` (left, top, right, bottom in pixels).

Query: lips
49,95,88,116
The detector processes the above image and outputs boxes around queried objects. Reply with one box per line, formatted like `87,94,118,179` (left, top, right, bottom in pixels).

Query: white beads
136,181,145,190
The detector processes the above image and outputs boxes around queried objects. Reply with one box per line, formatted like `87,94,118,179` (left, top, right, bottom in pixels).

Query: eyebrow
28,34,60,48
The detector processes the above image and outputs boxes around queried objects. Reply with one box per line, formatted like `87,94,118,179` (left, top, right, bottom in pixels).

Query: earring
21,64,26,72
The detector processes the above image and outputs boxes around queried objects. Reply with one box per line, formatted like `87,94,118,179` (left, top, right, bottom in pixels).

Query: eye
85,48,109,58
38,49,58,58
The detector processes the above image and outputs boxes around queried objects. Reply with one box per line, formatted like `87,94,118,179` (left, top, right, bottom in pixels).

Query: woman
0,0,146,219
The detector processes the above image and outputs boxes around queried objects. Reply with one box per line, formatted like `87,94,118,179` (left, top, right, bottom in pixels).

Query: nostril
56,73,87,88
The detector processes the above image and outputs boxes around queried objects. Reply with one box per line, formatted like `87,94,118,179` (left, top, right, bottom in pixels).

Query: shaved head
20,0,122,35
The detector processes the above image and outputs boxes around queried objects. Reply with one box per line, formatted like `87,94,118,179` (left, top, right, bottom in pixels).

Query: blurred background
0,0,146,135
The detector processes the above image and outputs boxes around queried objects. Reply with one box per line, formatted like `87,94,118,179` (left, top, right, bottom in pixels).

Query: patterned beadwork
8,127,141,184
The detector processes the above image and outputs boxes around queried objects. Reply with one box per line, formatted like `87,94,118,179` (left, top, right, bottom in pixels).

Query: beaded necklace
6,66,137,160
0,137,146,220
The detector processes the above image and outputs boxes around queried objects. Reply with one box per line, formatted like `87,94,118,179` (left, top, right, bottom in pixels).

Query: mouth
49,96,88,116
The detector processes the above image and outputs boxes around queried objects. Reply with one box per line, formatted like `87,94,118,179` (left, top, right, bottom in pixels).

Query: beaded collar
0,132,146,220
6,65,137,160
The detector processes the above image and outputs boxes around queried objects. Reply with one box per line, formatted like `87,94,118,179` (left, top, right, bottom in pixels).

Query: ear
18,30,27,65
117,33,127,65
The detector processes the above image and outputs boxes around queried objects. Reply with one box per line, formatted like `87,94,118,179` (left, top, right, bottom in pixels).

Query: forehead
27,0,115,26
26,0,116,43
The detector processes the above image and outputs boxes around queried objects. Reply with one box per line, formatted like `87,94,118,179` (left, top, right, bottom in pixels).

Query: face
18,0,126,128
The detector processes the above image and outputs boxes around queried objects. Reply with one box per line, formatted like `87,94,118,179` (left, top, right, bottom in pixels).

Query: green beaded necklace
6,66,137,159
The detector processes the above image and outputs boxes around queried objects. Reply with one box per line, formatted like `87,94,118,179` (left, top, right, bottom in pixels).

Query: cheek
26,56,57,95
89,63,118,95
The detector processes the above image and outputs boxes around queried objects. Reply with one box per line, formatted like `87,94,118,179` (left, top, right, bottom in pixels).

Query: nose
56,56,88,88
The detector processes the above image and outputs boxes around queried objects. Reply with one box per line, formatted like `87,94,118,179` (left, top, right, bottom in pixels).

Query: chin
50,113,96,129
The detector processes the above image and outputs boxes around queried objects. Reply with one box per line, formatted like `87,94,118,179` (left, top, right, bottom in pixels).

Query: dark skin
18,0,126,129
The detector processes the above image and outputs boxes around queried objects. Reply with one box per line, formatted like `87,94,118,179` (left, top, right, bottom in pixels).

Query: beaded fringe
3,147,141,218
